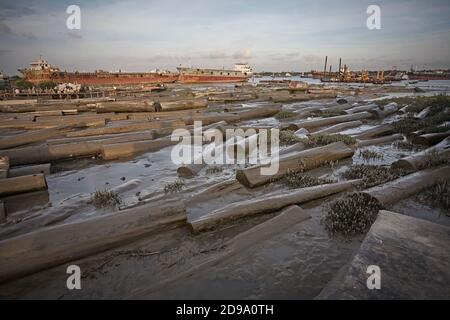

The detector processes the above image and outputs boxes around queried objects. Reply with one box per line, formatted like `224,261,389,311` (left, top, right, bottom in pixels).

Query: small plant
341,164,406,189
358,149,384,161
275,110,296,119
279,130,301,146
206,165,223,174
90,190,122,208
324,192,383,236
284,170,335,189
302,134,356,148
418,180,450,214
419,149,449,169
163,179,185,194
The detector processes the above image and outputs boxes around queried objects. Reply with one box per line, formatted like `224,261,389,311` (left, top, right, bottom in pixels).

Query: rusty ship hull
177,67,249,83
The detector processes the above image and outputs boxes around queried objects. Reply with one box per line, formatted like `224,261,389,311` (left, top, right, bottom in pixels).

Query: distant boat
177,64,252,83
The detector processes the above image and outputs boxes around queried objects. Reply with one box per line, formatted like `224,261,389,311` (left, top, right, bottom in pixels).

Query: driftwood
311,121,363,136
392,137,450,171
8,163,51,178
233,103,282,121
294,112,372,131
411,131,450,146
356,134,403,147
236,141,355,188
190,180,360,232
362,166,450,206
352,124,394,140
0,199,186,284
0,173,47,197
415,107,431,120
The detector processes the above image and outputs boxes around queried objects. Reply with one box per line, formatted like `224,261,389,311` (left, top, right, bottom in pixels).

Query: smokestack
323,56,328,75
338,58,342,75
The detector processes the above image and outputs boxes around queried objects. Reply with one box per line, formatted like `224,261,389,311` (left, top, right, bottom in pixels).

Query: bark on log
0,119,105,130
356,134,403,147
0,126,70,149
0,156,9,179
182,113,240,125
0,173,47,197
8,163,51,178
311,121,363,136
411,131,450,146
0,199,186,284
190,180,360,232
47,130,155,145
369,102,398,119
233,104,282,121
362,166,450,206
236,141,355,188
415,107,431,119
96,102,155,113
294,112,372,131
392,137,450,171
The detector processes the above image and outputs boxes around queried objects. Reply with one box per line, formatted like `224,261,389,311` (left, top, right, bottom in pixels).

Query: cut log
159,99,208,112
352,124,394,140
411,131,450,146
369,102,398,119
96,101,155,113
182,113,240,125
362,166,450,206
294,112,372,131
356,134,403,147
47,130,155,145
415,106,431,119
0,126,71,149
311,121,363,136
236,141,355,188
101,137,176,160
0,199,186,284
344,103,378,114
8,163,51,178
233,104,282,121
190,180,360,232
0,173,47,197
65,119,185,137
392,137,450,171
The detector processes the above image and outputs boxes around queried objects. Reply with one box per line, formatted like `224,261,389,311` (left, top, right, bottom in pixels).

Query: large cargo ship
19,57,179,86
408,71,450,81
177,63,252,83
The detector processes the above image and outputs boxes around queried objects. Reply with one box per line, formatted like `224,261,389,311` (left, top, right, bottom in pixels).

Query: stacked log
294,112,372,131
0,174,47,197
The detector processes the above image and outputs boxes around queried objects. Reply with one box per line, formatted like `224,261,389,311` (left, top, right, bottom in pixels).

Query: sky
1,0,450,75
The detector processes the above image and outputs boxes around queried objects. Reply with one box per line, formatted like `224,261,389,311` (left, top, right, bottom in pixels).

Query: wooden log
159,99,208,112
352,124,394,140
0,142,102,166
190,180,360,232
294,112,372,131
344,103,378,114
311,121,363,136
362,166,450,206
101,137,176,160
0,201,4,224
321,103,354,113
392,137,450,171
96,101,155,113
411,131,450,146
182,113,240,125
0,156,8,179
0,126,71,149
0,199,186,284
356,134,403,147
236,141,355,188
65,119,185,137
0,173,47,197
7,163,51,178
35,112,127,123
369,102,398,119
0,118,105,130
415,106,431,119
233,103,282,121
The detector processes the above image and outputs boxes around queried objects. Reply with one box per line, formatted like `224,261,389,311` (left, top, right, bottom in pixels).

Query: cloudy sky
1,0,450,75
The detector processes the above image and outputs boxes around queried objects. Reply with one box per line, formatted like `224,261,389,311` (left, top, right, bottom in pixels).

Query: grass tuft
90,190,122,208
163,179,185,194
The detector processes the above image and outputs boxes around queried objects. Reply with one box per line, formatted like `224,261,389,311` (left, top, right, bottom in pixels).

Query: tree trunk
0,173,47,197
